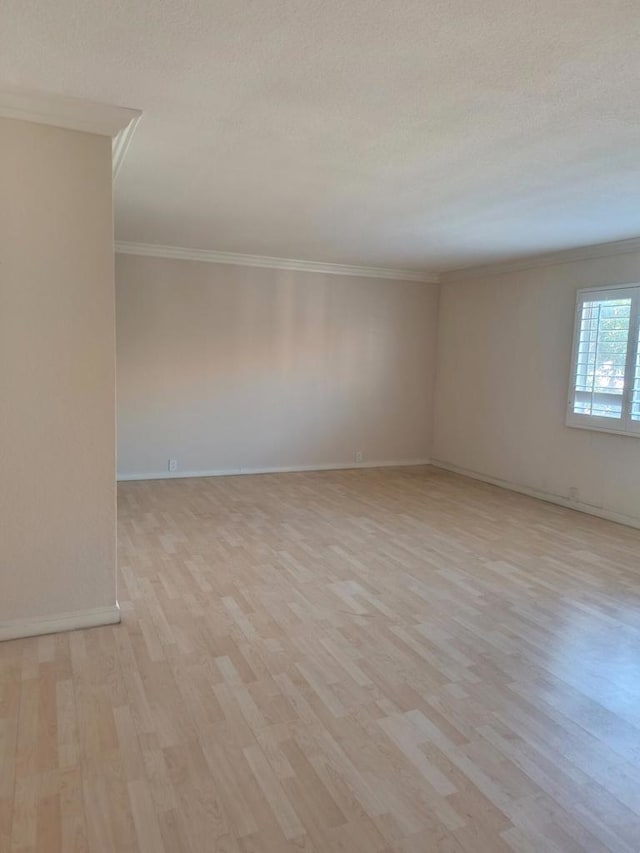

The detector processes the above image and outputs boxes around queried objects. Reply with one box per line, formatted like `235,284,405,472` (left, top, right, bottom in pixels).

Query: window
567,285,640,436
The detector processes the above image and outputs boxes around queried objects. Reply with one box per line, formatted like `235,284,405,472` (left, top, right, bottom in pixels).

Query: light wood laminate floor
2,466,640,852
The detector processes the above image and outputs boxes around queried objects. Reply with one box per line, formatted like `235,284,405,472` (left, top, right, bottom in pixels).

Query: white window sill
566,418,640,439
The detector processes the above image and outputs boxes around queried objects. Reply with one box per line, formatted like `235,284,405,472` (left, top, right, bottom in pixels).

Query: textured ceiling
2,0,640,272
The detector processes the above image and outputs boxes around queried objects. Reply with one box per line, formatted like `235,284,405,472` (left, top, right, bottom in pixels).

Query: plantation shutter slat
571,298,630,419
567,285,640,436
632,322,640,422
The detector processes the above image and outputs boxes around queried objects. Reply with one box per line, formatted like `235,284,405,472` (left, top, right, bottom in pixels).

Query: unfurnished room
2,2,640,851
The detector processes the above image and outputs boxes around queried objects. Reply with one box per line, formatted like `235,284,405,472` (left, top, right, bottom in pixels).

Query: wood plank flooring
2,466,640,852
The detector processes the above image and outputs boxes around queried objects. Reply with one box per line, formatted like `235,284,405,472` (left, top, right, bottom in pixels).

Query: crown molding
0,88,141,178
0,88,140,137
441,236,640,282
112,113,142,180
115,241,439,283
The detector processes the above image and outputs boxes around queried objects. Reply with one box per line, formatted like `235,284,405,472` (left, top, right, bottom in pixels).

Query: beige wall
0,118,117,625
433,252,640,526
116,255,438,477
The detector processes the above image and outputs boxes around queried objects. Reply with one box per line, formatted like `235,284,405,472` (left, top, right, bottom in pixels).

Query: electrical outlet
168,458,178,473
568,486,579,502
355,450,363,464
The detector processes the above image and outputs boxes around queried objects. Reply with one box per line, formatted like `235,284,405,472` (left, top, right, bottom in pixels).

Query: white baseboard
430,460,640,531
0,603,121,643
117,458,431,482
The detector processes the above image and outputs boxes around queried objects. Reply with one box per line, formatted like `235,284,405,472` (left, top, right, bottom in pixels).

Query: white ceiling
3,0,640,273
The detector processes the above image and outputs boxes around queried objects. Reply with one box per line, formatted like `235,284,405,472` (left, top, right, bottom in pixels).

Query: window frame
566,283,640,438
